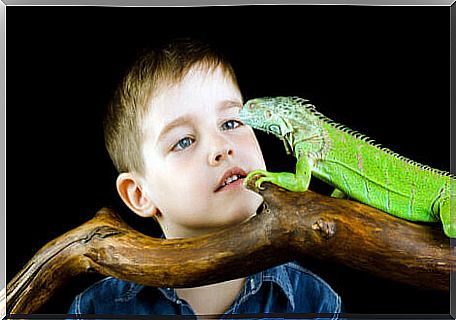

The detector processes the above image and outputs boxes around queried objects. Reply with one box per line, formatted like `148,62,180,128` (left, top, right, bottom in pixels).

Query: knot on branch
312,218,336,239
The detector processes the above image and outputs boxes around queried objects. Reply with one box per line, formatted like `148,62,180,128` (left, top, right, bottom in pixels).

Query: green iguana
240,96,455,238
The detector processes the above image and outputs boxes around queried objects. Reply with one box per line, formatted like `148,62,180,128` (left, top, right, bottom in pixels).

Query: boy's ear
116,172,158,218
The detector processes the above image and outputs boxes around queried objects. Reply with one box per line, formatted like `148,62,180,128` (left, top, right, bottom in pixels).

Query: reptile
239,96,455,238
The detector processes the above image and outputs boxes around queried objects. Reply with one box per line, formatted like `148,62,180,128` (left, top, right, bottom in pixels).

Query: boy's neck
175,277,246,316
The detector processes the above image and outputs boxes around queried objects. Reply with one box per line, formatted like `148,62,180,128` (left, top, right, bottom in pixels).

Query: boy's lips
215,167,247,192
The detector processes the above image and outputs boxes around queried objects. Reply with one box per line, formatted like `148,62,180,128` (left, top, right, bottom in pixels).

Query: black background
7,5,451,314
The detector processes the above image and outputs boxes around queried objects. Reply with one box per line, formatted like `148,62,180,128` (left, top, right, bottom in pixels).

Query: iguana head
240,97,293,137
240,96,324,155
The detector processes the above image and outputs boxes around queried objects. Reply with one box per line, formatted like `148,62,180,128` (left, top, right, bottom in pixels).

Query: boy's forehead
157,64,241,102
185,64,240,90
142,65,242,140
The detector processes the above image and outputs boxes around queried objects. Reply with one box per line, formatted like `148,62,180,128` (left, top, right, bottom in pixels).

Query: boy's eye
172,137,194,151
222,120,242,131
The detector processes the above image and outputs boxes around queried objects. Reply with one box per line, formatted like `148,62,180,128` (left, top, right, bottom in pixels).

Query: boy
68,38,342,317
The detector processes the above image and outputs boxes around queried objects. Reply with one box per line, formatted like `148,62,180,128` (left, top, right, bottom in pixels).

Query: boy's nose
209,147,234,166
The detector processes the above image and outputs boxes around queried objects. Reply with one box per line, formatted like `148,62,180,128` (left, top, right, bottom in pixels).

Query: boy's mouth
215,167,247,192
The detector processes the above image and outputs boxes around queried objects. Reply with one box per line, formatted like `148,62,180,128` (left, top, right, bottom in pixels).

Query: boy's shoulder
80,275,144,299
68,276,145,313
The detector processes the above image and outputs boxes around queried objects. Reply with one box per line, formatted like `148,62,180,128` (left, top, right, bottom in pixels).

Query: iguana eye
265,110,272,119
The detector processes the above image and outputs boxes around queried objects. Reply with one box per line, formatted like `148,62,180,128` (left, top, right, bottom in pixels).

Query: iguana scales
240,96,455,238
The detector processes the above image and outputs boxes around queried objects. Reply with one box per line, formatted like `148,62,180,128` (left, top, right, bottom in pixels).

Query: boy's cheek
246,138,267,169
238,129,264,157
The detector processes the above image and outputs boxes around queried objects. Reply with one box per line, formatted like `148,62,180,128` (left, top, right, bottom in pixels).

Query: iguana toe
244,169,268,186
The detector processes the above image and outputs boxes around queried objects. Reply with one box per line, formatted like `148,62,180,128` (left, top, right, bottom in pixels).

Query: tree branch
5,182,454,314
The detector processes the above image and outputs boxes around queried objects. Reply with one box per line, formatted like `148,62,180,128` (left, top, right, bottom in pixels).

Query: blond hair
104,38,238,175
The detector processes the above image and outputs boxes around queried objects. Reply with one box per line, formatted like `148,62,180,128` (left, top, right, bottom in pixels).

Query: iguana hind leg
438,193,456,238
244,155,312,192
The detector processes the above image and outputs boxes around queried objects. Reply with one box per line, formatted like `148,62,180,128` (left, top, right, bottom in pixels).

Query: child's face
140,66,266,238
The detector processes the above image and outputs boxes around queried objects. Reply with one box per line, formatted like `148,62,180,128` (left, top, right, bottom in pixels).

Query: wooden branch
5,181,454,314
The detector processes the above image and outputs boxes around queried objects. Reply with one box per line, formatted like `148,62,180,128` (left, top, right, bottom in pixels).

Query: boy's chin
246,191,264,214
227,199,263,226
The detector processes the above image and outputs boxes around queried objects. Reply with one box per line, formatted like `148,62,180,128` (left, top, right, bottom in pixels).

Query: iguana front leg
245,154,312,192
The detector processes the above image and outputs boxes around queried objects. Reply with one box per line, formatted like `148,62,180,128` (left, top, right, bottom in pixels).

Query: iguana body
240,96,455,238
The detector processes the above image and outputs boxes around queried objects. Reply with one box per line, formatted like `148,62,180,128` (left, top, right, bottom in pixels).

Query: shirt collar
249,263,295,310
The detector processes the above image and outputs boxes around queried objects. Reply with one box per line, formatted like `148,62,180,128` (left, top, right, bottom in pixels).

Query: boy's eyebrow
156,115,193,144
218,99,243,110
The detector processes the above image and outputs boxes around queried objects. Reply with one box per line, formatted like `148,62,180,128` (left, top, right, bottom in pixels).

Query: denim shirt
68,262,342,318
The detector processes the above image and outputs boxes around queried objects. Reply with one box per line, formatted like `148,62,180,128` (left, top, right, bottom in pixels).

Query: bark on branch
5,181,454,314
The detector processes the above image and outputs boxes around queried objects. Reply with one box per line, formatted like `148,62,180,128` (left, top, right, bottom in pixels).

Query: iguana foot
245,169,309,192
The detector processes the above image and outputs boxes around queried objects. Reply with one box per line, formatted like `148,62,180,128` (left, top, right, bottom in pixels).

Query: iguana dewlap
240,96,455,238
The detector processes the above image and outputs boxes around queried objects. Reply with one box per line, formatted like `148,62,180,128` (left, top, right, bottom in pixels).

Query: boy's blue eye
222,120,242,131
173,137,194,151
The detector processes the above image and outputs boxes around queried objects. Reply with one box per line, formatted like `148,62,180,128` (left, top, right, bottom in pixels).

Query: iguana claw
244,169,270,190
255,176,273,190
